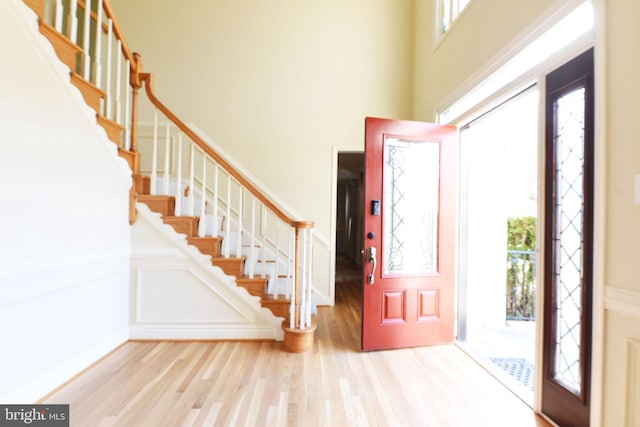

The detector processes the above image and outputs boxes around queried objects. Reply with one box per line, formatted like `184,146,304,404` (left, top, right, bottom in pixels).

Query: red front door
362,117,457,351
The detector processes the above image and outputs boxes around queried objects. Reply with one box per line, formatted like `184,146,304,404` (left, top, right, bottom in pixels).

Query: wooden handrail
139,72,314,231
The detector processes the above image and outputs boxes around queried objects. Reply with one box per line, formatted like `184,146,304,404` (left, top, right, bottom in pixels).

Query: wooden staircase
22,0,316,351
136,189,294,325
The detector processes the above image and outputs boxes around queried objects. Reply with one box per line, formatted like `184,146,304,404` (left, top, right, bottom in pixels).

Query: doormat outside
489,357,534,390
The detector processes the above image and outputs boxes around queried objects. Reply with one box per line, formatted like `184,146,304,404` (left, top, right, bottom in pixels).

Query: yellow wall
111,0,415,240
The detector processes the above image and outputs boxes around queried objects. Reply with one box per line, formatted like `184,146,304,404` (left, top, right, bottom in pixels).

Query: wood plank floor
43,257,552,426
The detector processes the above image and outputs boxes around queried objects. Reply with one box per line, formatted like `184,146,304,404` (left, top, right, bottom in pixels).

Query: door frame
434,9,603,423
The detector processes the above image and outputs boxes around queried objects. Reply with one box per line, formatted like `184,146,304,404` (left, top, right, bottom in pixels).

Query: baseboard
129,324,282,340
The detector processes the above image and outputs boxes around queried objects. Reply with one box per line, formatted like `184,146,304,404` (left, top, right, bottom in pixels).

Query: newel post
282,221,316,353
127,52,143,224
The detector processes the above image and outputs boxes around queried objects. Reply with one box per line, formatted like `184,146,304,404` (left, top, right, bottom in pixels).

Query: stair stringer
12,0,132,182
130,203,284,340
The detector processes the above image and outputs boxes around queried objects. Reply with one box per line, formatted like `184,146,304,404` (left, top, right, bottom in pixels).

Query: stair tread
237,275,270,282
262,295,290,303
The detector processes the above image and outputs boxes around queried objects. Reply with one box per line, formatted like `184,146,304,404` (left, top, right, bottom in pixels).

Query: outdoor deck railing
506,250,536,321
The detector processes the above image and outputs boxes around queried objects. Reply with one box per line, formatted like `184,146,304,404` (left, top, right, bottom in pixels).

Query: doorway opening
456,85,539,405
335,152,365,268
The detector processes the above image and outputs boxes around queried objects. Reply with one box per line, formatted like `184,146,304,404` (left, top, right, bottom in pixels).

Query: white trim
436,0,592,126
626,339,640,427
605,287,640,320
590,0,607,423
129,324,279,340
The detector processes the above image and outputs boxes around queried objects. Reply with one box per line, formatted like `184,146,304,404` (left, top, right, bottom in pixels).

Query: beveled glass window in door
383,138,440,275
552,86,586,394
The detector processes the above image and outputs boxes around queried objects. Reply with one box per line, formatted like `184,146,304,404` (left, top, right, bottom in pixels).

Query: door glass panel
383,138,440,275
552,86,585,394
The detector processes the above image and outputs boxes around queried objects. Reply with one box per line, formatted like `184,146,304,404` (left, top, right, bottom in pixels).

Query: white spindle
115,40,122,123
288,228,295,328
213,165,219,238
105,19,113,119
151,110,158,195
175,133,183,216
236,187,243,258
188,145,195,216
249,198,255,279
199,156,207,237
299,232,308,329
307,228,313,326
92,0,103,89
54,0,63,32
304,229,313,327
163,123,170,194
272,217,279,298
68,0,78,44
82,0,91,80
261,207,267,279
225,176,231,257
123,59,131,150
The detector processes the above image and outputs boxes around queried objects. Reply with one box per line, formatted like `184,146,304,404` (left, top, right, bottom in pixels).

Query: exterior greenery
507,216,537,320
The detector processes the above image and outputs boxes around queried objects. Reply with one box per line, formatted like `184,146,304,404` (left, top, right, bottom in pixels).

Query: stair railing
26,0,315,332
28,0,140,151
138,73,315,330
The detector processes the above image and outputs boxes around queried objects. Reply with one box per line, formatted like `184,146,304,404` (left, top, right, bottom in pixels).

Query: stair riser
186,237,222,258
138,196,175,217
212,258,245,278
163,217,199,237
261,301,290,319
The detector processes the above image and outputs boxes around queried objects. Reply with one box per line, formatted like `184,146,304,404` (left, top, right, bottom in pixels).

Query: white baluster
104,19,113,119
54,0,63,32
236,187,243,258
163,123,170,194
272,216,279,298
225,176,231,258
213,165,219,238
261,207,267,279
92,0,103,90
288,228,295,329
299,230,308,329
199,156,207,237
175,133,183,216
151,110,158,195
115,40,122,124
287,228,294,301
123,59,131,150
68,0,78,44
304,228,314,327
82,0,91,80
188,145,195,216
249,198,255,279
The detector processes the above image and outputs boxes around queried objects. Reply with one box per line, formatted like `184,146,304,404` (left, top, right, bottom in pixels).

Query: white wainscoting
604,286,640,426
130,203,283,340
626,339,640,427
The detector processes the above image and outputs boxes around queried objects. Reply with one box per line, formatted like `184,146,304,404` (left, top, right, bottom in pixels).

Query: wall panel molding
605,286,640,320
626,339,640,427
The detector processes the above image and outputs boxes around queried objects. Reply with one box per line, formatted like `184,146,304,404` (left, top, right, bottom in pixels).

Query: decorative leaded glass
383,138,440,275
553,87,586,394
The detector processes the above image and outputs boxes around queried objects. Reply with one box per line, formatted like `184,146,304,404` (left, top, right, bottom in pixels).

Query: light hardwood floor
43,257,551,426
